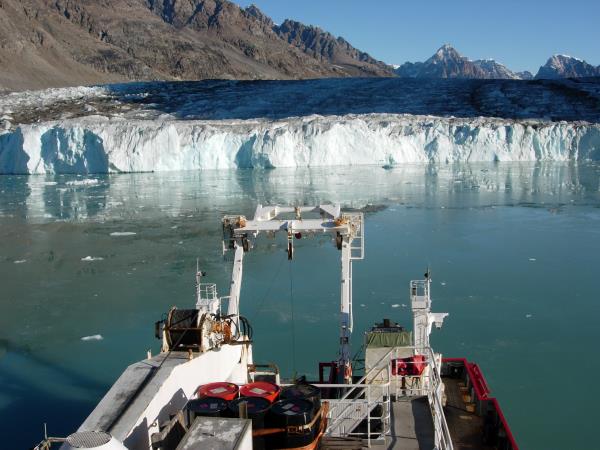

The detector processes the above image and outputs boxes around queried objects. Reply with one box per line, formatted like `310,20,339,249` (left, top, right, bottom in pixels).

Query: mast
339,235,353,382
227,243,245,317
410,270,449,354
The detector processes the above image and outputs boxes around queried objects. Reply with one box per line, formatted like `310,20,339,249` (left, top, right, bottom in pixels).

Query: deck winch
158,307,248,352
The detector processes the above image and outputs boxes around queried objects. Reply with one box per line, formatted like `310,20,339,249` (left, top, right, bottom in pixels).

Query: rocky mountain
395,45,531,80
473,59,533,80
535,55,600,79
0,0,391,91
273,19,391,76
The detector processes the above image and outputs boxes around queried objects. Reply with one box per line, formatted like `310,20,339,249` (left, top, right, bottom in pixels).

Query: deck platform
388,397,435,450
442,377,495,450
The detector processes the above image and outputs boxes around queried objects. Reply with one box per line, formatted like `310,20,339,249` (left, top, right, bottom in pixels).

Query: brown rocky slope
0,0,393,91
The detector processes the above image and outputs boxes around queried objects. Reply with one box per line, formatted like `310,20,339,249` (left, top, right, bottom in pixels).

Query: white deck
388,397,435,450
74,344,251,450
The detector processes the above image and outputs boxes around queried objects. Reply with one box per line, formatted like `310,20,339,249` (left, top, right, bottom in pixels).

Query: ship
32,205,518,450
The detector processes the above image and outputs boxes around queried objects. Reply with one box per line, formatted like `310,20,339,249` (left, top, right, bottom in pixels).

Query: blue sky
235,0,599,73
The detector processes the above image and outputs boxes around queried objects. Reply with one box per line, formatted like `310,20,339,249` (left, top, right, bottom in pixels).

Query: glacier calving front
1,114,599,174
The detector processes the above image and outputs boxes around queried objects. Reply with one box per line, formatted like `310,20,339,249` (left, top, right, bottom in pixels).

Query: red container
240,381,281,403
392,355,427,376
411,355,426,376
197,382,239,401
391,359,409,376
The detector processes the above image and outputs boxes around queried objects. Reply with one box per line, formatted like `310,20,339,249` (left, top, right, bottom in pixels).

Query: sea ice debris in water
529,258,536,261
110,232,137,236
14,259,27,264
81,256,104,261
525,314,533,319
391,304,400,308
81,334,103,341
66,179,99,186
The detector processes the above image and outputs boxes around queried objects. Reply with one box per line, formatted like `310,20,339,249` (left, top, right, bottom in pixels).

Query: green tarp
365,331,412,348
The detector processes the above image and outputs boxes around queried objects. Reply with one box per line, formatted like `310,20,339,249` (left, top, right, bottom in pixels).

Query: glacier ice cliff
2,78,600,174
1,114,599,174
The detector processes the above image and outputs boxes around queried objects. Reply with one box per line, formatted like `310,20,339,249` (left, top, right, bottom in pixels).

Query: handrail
386,346,453,450
423,347,454,450
443,358,519,450
316,345,454,449
326,380,389,434
325,350,393,434
318,381,390,447
338,346,395,401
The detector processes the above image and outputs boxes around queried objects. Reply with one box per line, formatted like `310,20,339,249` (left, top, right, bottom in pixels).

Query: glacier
1,114,599,174
1,78,600,174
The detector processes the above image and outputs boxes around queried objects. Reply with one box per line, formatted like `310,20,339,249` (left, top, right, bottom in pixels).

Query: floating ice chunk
360,304,366,307
14,259,27,264
110,232,136,236
401,304,407,308
528,258,536,262
525,314,533,319
391,304,400,308
43,181,58,186
441,282,446,286
81,334,103,341
66,179,99,186
81,256,104,262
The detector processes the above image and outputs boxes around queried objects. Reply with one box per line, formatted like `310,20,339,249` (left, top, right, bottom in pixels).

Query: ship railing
320,347,395,446
197,282,218,301
348,212,364,261
310,380,390,447
389,346,454,450
410,279,430,306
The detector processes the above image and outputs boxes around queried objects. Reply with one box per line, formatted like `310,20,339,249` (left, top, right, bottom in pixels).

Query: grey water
1,162,599,450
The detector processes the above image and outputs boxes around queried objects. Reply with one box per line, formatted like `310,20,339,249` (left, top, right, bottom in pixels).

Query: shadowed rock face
273,19,393,76
0,0,390,91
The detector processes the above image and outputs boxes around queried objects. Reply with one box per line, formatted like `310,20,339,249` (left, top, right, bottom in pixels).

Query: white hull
74,344,252,449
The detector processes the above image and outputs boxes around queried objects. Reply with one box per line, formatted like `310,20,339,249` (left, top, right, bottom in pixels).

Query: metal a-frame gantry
222,204,364,383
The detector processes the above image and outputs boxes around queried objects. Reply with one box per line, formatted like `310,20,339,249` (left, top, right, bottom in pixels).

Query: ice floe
81,256,104,262
81,334,103,341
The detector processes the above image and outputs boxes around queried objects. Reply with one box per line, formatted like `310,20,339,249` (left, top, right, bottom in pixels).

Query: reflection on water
1,162,599,450
0,162,598,222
